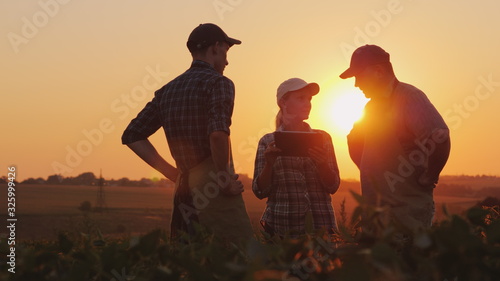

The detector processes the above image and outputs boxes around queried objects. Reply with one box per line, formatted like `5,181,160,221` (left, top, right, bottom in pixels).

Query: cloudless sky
1,0,499,182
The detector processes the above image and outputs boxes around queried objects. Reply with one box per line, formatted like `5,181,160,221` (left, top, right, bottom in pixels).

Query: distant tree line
6,172,176,188
440,174,500,181
435,183,500,198
4,171,257,189
2,173,499,193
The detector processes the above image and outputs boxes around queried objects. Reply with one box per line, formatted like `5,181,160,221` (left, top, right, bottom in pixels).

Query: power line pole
95,169,107,213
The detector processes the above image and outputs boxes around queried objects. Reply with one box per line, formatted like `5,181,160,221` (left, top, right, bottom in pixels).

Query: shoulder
312,129,334,144
258,132,275,145
219,75,235,88
186,62,233,87
312,128,329,135
394,82,438,113
207,75,235,96
215,73,234,90
312,129,332,138
396,82,430,102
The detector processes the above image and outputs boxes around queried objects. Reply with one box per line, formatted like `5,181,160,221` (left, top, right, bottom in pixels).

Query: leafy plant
1,199,499,281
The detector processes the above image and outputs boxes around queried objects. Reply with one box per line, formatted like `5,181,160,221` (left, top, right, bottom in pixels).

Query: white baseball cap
276,78,320,103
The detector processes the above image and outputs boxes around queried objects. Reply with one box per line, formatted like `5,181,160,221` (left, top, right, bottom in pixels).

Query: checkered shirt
122,60,235,171
252,125,340,236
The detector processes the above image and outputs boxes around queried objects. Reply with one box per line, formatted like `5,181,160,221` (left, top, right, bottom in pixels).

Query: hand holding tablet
273,131,323,157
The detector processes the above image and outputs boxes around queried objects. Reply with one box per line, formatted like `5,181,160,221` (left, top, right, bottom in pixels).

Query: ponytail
275,93,290,130
275,109,283,130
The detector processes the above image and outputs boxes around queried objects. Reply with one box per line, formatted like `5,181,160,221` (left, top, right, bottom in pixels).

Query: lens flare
310,85,368,136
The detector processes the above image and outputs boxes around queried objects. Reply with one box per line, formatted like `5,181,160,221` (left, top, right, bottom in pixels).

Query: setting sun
2,0,499,182
311,84,368,136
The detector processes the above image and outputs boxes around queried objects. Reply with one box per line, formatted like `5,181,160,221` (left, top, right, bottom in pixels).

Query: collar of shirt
277,122,313,132
191,60,215,70
380,77,399,99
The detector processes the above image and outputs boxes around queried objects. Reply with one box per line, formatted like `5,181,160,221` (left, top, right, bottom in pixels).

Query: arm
347,120,365,169
210,130,231,173
126,139,178,182
210,130,243,195
308,133,340,194
253,140,281,199
419,128,451,185
255,163,275,196
402,89,451,186
207,77,243,195
122,95,178,181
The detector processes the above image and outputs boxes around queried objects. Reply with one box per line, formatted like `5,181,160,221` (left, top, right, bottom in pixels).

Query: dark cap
339,45,390,79
187,23,241,52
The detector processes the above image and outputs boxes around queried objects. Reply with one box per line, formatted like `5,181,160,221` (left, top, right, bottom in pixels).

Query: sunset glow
327,88,367,136
310,84,368,137
1,1,499,181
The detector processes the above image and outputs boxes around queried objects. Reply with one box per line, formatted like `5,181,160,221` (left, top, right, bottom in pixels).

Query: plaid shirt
122,60,235,171
252,124,340,236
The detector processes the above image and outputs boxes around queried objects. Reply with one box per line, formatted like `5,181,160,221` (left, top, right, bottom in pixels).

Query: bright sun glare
311,85,368,136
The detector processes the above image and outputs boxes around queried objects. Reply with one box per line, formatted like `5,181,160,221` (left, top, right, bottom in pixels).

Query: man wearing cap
340,45,451,232
122,23,253,243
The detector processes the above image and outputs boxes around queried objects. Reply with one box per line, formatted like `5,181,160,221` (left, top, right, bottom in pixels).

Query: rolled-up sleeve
121,96,161,144
207,77,235,136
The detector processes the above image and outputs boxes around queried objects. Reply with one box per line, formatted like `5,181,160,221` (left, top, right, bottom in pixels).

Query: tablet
274,131,322,157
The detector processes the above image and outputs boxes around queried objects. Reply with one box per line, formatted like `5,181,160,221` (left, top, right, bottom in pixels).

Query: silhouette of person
122,23,253,244
252,78,340,237
340,45,451,232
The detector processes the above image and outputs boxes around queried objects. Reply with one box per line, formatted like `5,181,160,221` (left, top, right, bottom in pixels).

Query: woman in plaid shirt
252,78,341,237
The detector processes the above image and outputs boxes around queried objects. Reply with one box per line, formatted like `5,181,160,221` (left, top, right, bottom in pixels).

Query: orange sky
1,1,499,182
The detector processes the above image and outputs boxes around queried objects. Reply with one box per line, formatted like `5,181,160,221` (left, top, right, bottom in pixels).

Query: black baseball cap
187,23,241,52
340,45,390,79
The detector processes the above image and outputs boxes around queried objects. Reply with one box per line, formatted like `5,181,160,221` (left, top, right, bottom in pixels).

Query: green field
0,182,483,241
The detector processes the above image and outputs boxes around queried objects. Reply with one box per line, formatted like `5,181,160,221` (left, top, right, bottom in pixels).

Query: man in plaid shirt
122,23,253,243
